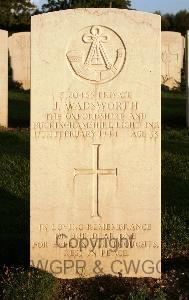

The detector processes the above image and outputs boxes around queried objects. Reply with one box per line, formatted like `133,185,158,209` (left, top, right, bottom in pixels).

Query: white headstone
186,31,189,127
0,29,8,127
181,36,185,68
9,32,31,90
161,31,185,89
31,9,161,279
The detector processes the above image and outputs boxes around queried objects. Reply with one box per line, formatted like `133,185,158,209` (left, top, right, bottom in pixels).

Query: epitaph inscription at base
31,9,161,279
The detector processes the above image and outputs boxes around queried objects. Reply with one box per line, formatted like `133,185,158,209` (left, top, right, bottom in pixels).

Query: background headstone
9,32,31,90
31,9,161,279
186,31,189,127
161,31,185,89
181,36,185,68
0,29,8,127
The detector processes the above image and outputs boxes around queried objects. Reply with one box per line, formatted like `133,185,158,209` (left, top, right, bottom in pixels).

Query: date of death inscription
32,90,160,141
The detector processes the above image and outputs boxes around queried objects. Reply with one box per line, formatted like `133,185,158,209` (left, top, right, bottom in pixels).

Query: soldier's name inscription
31,9,161,278
32,89,160,140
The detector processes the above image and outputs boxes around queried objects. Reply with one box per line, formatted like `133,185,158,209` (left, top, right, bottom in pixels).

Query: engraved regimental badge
66,25,126,84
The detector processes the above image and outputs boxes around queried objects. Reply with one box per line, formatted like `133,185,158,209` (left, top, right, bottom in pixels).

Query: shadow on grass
162,132,189,211
8,88,30,128
162,177,189,212
0,130,29,159
0,130,29,266
163,139,189,155
0,188,29,266
162,91,186,128
162,257,189,272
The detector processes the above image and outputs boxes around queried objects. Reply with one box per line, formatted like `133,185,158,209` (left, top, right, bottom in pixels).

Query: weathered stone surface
31,9,161,279
9,32,30,90
0,29,8,127
161,31,185,89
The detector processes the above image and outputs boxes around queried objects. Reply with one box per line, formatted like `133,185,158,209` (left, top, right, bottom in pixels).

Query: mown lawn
0,88,188,299
8,88,30,128
161,91,189,259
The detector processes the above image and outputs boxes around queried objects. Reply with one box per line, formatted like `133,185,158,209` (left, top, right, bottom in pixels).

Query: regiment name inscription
31,9,161,279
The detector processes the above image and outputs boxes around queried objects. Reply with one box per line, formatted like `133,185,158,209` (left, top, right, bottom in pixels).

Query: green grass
9,89,30,128
162,91,186,128
0,87,188,299
0,129,29,266
161,90,189,259
162,128,189,258
1,267,60,300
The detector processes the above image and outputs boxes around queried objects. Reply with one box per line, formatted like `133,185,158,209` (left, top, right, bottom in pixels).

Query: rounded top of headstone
31,8,161,21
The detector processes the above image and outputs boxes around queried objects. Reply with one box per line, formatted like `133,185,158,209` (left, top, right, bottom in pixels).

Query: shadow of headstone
8,51,30,128
0,130,29,266
0,188,29,266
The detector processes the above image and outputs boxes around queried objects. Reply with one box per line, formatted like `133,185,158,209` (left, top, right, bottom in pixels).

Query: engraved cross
74,144,117,218
162,45,178,77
